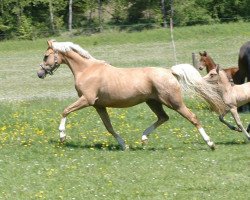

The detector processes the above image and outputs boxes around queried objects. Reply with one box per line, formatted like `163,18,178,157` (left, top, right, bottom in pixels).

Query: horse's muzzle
37,69,46,79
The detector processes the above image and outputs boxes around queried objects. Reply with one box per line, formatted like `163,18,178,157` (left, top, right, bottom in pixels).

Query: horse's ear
204,51,207,56
216,64,220,73
47,39,55,48
199,52,202,56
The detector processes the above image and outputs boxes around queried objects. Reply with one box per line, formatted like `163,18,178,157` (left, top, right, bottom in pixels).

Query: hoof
120,144,129,151
141,135,148,146
210,145,216,151
208,141,215,150
141,139,148,146
60,136,66,143
59,131,66,143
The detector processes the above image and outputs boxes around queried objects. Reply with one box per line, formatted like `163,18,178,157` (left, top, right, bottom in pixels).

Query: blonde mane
51,40,96,60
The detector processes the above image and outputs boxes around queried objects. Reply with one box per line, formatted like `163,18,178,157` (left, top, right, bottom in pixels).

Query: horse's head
37,40,62,79
203,65,220,83
198,51,209,71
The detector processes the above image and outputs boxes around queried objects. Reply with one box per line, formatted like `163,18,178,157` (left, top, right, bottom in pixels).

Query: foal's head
203,65,220,83
37,40,63,79
199,51,217,72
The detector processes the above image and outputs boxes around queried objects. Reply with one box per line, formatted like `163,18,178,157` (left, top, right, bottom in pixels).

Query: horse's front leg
95,106,127,150
230,108,250,140
59,95,90,142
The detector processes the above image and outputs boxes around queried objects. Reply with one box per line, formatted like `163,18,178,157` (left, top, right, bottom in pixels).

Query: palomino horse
171,64,250,141
203,66,250,140
199,51,239,83
37,40,223,150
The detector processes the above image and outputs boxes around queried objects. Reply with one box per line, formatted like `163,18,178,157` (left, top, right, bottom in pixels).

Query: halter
40,50,60,75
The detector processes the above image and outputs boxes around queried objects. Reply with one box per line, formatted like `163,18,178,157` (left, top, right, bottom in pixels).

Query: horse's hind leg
95,106,127,150
141,100,169,144
175,104,215,149
230,107,250,140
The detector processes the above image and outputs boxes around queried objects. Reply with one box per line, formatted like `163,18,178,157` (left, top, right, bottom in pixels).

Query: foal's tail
171,64,228,114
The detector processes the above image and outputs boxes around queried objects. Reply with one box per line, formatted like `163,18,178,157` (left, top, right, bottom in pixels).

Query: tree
98,0,103,31
161,0,167,27
49,0,55,33
174,0,213,26
68,0,73,32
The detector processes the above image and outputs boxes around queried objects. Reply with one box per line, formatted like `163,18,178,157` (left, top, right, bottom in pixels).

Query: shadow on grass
48,139,174,151
214,140,248,146
49,139,227,152
49,139,121,151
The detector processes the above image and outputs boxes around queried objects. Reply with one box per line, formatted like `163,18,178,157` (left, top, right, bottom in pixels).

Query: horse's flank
79,65,177,108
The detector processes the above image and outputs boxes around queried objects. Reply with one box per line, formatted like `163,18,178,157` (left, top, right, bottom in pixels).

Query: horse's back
94,66,181,108
233,82,250,106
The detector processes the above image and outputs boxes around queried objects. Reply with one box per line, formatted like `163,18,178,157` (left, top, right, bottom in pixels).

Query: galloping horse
37,40,223,150
203,66,250,140
198,51,239,83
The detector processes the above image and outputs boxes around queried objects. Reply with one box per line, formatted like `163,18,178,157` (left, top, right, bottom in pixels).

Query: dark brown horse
238,41,250,84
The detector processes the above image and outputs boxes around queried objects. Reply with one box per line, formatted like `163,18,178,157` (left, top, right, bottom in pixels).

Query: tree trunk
161,0,167,28
0,0,4,15
68,0,73,32
98,0,103,31
49,0,55,33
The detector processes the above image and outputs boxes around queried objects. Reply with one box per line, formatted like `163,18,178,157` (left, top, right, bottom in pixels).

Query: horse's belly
95,93,150,108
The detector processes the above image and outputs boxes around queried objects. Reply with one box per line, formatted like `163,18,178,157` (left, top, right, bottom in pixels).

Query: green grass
1,22,250,199
0,99,250,199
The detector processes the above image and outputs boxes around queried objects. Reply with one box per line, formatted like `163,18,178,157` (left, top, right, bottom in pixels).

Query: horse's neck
206,57,216,72
218,72,232,92
63,51,93,76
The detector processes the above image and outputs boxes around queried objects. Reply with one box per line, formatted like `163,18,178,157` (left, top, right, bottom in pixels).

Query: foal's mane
51,40,96,60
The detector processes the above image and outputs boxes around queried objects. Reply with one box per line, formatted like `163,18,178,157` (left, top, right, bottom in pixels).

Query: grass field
0,22,250,199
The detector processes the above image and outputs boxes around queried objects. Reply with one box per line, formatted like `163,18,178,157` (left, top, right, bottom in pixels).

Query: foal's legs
59,95,90,142
219,111,241,132
230,107,250,140
95,106,127,150
141,100,169,144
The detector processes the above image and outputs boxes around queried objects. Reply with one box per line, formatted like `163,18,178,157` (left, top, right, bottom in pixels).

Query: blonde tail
171,64,228,114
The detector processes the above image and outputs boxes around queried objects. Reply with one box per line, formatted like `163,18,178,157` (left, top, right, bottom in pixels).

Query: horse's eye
210,74,214,78
43,55,49,62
